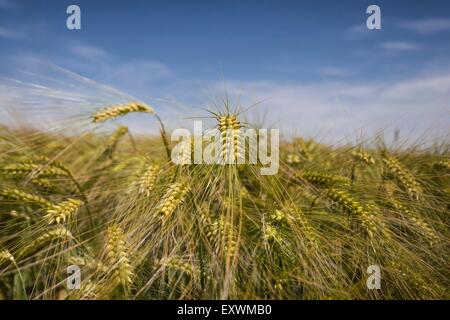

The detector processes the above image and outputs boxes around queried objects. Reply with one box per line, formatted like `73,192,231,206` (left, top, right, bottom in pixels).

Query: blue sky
0,0,449,143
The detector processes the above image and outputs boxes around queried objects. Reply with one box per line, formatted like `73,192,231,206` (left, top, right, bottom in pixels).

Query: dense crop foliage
0,102,448,299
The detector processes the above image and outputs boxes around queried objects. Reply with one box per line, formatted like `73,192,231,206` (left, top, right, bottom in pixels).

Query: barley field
0,100,448,300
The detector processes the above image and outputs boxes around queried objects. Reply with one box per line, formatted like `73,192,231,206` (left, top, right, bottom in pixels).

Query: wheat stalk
107,126,128,148
383,156,422,200
217,114,243,163
0,188,53,209
173,139,193,166
294,138,315,161
159,182,190,218
286,153,301,164
92,102,154,123
104,225,133,287
71,281,100,300
4,157,92,216
433,159,450,170
31,178,55,189
138,165,160,196
99,126,130,160
67,255,107,273
270,209,286,222
392,201,438,245
299,171,350,187
207,217,237,258
199,206,238,259
7,209,30,221
44,198,83,224
20,226,73,257
327,188,377,238
157,257,200,278
352,150,375,165
262,224,282,242
279,205,318,248
0,249,15,265
1,163,69,177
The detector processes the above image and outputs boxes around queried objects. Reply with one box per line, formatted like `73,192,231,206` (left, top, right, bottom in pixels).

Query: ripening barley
100,126,130,160
198,206,213,227
67,255,107,273
31,178,55,189
35,226,73,242
1,96,449,300
107,126,129,148
137,165,160,196
383,156,422,200
157,257,200,278
105,225,133,287
92,102,154,123
0,188,53,209
273,277,288,291
158,182,190,218
198,209,222,249
263,224,282,242
198,207,235,255
172,138,193,166
388,260,434,293
433,159,450,170
112,156,146,173
1,163,69,177
21,226,73,257
295,138,316,161
270,209,286,222
280,205,318,248
17,155,70,172
299,171,350,187
7,209,30,220
44,198,83,224
286,153,301,164
217,114,242,163
382,181,437,244
206,217,237,258
391,200,438,245
76,281,101,300
351,150,375,165
326,188,377,239
0,249,15,265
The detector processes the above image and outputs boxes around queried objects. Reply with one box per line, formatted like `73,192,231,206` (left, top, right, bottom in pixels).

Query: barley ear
104,225,133,287
159,182,190,218
92,102,154,123
383,156,422,200
44,198,83,224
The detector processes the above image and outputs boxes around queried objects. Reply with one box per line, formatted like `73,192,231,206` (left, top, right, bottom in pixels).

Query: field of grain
0,101,449,300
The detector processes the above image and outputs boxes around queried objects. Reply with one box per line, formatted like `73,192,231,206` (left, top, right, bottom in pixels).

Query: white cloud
198,74,450,143
1,53,448,145
382,41,418,51
381,73,450,100
399,18,450,34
